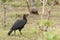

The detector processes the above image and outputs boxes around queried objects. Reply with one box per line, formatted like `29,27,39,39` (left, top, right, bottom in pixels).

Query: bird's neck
23,17,27,21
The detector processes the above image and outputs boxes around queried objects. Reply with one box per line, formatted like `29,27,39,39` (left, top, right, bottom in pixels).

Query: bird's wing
11,20,26,29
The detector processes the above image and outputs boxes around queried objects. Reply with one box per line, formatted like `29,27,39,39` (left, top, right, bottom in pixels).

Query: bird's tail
8,29,13,36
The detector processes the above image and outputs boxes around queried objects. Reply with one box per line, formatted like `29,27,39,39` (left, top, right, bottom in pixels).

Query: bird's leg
20,31,22,35
19,29,22,35
19,29,26,37
14,30,16,36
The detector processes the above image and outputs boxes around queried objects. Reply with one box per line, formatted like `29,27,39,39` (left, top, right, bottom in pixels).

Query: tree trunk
41,0,45,20
3,3,7,27
30,0,36,7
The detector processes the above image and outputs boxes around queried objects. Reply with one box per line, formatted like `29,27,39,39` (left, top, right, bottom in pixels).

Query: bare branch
45,0,56,31
26,0,31,13
40,0,43,3
40,0,47,5
46,0,56,20
44,0,47,5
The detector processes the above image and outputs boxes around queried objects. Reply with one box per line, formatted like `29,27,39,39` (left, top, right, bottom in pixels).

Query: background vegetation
0,0,60,40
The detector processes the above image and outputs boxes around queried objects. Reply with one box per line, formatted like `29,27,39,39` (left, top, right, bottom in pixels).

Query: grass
0,26,39,40
0,0,60,40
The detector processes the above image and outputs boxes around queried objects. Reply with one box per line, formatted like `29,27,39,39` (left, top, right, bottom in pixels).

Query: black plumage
8,14,28,36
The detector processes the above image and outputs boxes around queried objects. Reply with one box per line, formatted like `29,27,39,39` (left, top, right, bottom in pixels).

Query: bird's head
23,14,29,19
23,14,29,17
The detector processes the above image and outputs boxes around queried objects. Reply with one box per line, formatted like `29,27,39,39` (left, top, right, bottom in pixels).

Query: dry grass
0,1,60,40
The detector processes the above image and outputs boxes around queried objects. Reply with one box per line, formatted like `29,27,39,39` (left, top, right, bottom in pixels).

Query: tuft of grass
46,32,59,40
37,19,55,27
8,13,16,18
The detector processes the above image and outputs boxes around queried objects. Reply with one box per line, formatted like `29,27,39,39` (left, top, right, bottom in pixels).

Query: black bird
8,14,29,36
